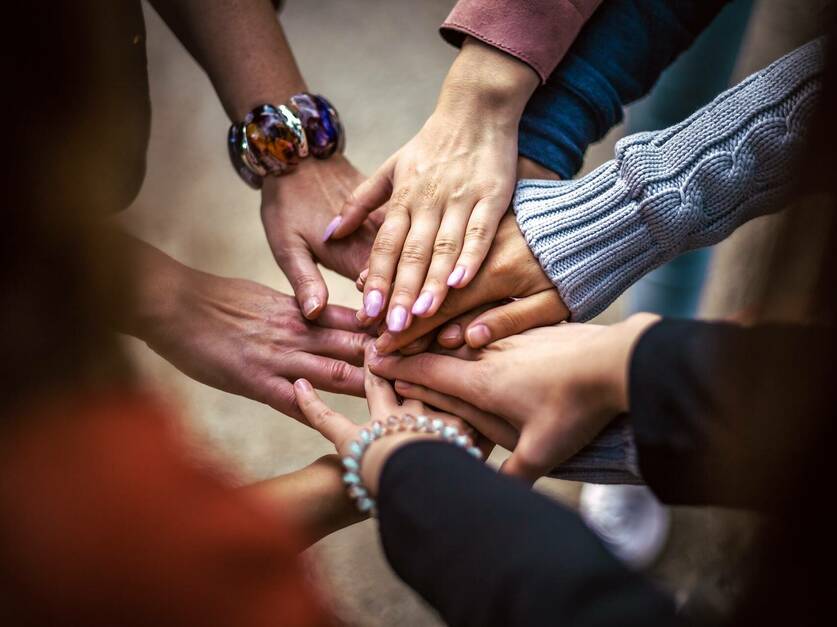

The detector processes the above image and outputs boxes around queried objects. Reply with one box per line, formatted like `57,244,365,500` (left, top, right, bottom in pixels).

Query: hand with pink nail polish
325,38,540,334
374,213,569,354
260,155,385,320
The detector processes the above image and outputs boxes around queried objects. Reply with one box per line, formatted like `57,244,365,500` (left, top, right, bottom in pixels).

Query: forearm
515,39,824,321
378,441,678,626
631,319,834,510
245,455,365,549
112,231,194,340
149,0,305,120
519,0,731,178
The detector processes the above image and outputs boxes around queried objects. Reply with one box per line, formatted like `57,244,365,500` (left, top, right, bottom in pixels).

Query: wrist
604,313,662,413
517,155,561,180
436,37,539,122
125,242,197,341
360,433,437,496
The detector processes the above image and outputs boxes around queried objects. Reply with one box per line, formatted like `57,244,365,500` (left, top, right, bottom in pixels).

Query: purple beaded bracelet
228,94,344,188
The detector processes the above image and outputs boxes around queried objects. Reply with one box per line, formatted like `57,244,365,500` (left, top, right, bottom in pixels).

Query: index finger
367,349,480,407
293,379,355,445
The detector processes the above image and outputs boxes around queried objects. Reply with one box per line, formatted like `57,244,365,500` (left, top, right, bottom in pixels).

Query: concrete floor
120,1,825,624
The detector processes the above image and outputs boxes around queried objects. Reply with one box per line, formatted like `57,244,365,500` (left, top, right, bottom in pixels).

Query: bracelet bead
288,93,344,159
227,123,264,189
227,94,343,187
243,104,301,176
341,413,483,517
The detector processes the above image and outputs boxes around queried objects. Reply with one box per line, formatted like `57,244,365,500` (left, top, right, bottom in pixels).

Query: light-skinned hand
330,38,540,334
368,212,569,354
368,315,660,483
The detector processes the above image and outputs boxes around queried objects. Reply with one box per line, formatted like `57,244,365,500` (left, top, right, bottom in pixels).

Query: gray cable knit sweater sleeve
514,39,825,322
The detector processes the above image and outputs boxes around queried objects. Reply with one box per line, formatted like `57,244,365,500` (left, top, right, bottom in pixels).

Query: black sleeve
630,319,833,509
377,441,680,627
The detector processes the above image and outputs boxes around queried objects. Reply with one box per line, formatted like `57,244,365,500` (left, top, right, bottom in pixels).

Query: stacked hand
366,315,659,483
261,155,385,319
293,349,500,495
126,237,372,420
330,38,540,335
370,212,569,354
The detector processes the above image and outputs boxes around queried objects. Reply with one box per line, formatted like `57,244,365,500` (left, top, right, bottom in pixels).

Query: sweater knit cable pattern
514,39,825,321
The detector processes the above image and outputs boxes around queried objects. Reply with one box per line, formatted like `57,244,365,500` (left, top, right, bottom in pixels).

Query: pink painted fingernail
387,305,408,332
466,323,491,347
364,290,383,317
447,265,466,287
321,215,343,242
411,291,434,315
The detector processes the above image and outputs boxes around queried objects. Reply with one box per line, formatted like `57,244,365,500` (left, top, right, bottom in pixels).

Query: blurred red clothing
0,392,334,627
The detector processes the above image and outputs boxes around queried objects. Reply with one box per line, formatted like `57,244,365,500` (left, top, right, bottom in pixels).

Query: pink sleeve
440,0,603,83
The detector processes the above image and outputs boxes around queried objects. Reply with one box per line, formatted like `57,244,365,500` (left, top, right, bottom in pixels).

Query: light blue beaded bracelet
342,414,483,517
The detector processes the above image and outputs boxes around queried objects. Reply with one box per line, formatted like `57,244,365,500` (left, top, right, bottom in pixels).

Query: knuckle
264,381,296,411
290,273,320,291
372,234,400,257
390,187,411,212
313,406,335,425
486,250,514,277
465,222,492,243
432,236,460,257
330,360,355,384
400,241,429,265
493,308,523,334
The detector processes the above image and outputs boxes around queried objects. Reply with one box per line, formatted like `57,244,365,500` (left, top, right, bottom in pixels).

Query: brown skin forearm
148,0,306,120
244,455,366,549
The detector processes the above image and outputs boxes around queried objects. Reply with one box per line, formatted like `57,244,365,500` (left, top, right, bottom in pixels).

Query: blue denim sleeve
519,0,731,178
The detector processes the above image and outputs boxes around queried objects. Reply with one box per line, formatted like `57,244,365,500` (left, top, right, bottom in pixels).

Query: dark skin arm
245,455,365,549
148,0,381,318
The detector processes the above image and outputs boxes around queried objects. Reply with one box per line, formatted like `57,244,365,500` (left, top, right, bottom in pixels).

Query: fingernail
364,290,383,317
303,297,321,318
439,324,461,343
466,323,491,347
411,291,434,316
447,265,466,287
321,215,343,242
394,380,412,390
387,305,407,332
294,379,313,393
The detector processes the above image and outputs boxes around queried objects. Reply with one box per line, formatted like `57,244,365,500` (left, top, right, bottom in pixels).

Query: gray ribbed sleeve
514,39,825,322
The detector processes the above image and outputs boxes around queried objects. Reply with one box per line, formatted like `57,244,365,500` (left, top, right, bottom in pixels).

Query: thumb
332,158,395,239
293,379,354,447
500,427,552,485
464,290,567,348
277,242,329,320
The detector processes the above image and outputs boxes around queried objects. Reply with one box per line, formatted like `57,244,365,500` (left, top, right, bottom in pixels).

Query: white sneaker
579,483,670,569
